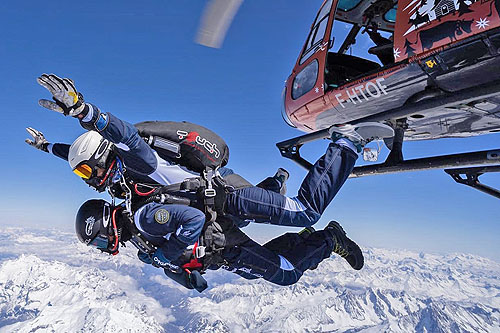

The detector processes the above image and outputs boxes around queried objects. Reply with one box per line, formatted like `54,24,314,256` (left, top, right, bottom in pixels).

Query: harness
106,157,230,223
105,120,248,273
108,173,229,274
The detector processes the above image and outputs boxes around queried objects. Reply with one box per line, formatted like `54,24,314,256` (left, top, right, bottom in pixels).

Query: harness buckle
195,246,206,258
204,188,216,197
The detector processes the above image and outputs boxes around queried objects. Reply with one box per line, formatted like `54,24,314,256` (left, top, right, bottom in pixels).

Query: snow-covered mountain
0,226,499,332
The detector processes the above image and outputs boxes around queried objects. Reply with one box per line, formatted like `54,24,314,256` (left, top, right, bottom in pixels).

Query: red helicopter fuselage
283,0,500,141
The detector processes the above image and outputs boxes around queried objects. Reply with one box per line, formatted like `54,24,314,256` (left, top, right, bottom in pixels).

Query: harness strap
201,167,217,223
182,241,204,271
155,178,201,193
196,220,226,269
122,212,158,254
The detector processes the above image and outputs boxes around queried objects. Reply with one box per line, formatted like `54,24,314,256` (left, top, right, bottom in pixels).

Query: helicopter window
384,4,397,23
281,87,296,127
300,17,329,64
337,0,363,12
324,53,380,89
317,0,333,19
300,0,333,64
292,60,319,100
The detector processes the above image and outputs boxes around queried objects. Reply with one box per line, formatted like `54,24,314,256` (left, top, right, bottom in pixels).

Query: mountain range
0,226,498,332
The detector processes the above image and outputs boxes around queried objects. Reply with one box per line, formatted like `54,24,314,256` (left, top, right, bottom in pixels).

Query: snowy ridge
178,249,500,332
0,255,168,332
0,226,499,332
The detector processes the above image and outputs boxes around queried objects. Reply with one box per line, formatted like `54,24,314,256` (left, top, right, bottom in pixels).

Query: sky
0,0,499,261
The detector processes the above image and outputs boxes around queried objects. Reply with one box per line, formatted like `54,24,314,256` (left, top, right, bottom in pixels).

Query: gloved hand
137,251,153,265
187,270,208,293
37,73,86,117
25,127,49,152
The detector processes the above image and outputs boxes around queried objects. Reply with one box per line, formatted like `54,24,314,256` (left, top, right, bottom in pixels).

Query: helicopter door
393,0,500,61
285,0,337,120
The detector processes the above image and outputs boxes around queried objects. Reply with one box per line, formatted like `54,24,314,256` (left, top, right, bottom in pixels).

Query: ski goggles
88,204,112,250
89,234,109,250
73,164,93,179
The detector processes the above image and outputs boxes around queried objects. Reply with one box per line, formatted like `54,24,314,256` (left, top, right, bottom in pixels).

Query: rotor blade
196,0,243,48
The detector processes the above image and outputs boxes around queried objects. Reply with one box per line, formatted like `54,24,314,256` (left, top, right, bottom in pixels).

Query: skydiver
73,198,363,291
26,74,394,282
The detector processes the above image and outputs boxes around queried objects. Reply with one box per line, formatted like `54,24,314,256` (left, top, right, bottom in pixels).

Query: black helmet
75,199,120,254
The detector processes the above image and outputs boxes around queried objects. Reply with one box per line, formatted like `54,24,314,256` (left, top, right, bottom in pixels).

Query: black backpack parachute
135,121,229,173
134,121,235,238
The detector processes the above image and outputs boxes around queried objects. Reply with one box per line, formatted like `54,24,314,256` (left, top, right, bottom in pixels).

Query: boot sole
329,122,394,145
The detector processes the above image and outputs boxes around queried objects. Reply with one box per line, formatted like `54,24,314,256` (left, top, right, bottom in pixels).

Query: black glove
187,270,208,293
37,74,86,117
163,268,207,292
25,127,49,152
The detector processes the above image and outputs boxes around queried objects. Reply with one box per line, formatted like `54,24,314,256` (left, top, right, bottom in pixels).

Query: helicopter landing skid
445,166,500,199
276,131,500,199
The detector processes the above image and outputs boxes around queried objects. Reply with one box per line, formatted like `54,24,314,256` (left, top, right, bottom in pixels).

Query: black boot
326,221,364,270
256,168,289,195
272,168,289,195
298,226,315,239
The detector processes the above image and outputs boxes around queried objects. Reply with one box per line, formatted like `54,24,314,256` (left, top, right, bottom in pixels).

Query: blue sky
1,0,499,261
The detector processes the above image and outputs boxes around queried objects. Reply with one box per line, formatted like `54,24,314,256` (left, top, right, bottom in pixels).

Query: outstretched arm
36,73,200,185
37,73,146,145
25,127,70,161
37,73,159,175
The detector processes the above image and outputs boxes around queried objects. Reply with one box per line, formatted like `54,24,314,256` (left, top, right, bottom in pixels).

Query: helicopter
196,0,500,199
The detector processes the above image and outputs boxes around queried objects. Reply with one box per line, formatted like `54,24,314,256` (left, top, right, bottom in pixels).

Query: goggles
88,204,111,250
73,146,114,180
73,164,93,179
89,234,110,250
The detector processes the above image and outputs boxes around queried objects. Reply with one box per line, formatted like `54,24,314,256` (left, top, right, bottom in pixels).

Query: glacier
0,226,498,332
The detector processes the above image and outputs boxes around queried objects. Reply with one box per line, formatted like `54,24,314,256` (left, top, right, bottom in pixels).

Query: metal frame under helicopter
277,79,500,199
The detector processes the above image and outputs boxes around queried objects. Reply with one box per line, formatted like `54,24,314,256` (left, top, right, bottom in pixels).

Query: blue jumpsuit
130,202,341,287
49,104,358,288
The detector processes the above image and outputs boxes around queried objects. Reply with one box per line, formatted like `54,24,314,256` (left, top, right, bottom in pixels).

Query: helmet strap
98,158,117,187
107,207,121,255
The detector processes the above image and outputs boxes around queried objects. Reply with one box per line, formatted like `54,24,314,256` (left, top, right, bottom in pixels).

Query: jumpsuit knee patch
278,255,295,271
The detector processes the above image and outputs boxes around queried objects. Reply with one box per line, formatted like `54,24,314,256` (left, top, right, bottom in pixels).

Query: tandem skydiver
26,74,394,290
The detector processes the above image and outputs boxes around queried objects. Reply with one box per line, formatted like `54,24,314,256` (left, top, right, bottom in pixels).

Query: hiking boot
329,122,394,153
274,168,289,183
298,226,316,239
326,221,364,270
273,168,289,195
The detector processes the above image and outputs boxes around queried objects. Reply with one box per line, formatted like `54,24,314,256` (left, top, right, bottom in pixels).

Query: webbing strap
135,171,227,222
182,242,204,270
124,214,157,254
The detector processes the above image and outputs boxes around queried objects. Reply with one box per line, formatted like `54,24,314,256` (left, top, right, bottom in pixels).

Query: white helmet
69,131,116,191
